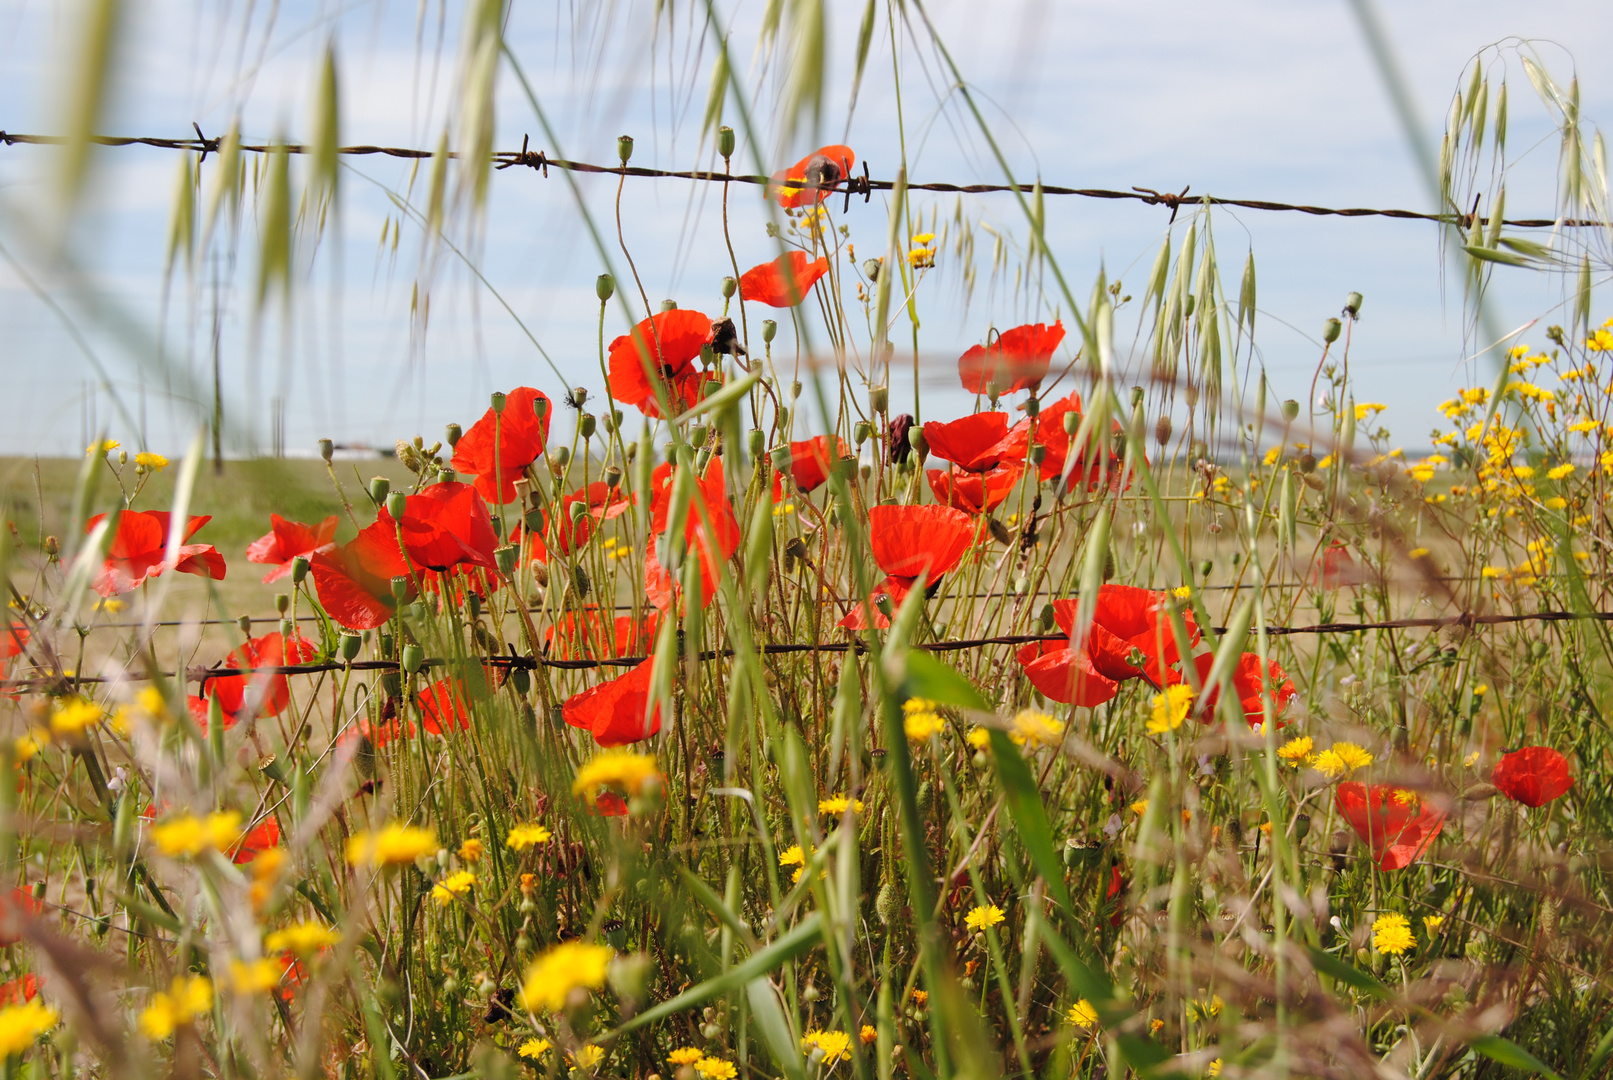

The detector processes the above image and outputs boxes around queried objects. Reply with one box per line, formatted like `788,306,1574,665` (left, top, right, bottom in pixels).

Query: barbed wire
0,130,1606,229
3,608,1608,692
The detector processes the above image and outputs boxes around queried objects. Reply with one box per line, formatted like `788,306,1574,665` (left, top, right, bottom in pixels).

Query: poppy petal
739,252,830,307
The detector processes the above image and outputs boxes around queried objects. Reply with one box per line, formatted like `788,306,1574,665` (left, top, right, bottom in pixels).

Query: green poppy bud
1130,385,1146,407
401,644,424,673
318,438,334,461
717,126,735,159
439,467,455,484
660,299,678,312
1063,412,1079,436
721,276,737,298
1344,291,1363,317
580,413,597,439
869,386,888,413
747,429,765,456
1323,318,1342,344
571,386,588,407
445,423,462,447
617,135,634,163
568,500,588,523
853,421,871,445
762,319,777,343
604,465,623,489
533,396,549,419
390,576,411,604
290,555,309,584
340,632,362,661
551,446,570,469
776,405,789,428
238,615,252,636
771,445,792,471
1281,399,1300,422
491,390,508,413
596,273,615,301
369,476,390,506
495,545,517,576
690,426,708,449
386,491,408,522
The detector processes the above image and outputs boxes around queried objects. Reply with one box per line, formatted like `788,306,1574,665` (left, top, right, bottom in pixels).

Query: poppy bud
523,507,543,531
491,391,508,414
387,491,408,521
776,406,789,428
580,413,597,439
573,564,591,599
401,644,424,674
863,258,881,282
495,545,517,576
238,615,253,635
340,632,362,661
290,555,310,584
1281,399,1300,422
908,426,928,459
1299,453,1317,474
568,500,588,523
791,381,803,400
445,423,462,447
717,125,735,159
1344,291,1363,317
566,386,587,409
440,467,456,483
604,466,623,489
1199,559,1213,579
1030,443,1047,465
1155,415,1173,446
854,421,871,445
625,441,638,464
280,618,294,639
552,447,571,470
511,665,529,696
533,396,549,419
119,450,128,465
762,320,777,343
869,386,888,413
390,576,411,604
721,276,737,298
617,135,634,163
1063,412,1079,436
319,437,334,461
1293,814,1311,841
661,299,678,312
688,427,707,450
490,516,503,540
1131,386,1146,408
771,445,792,471
43,535,58,559
370,476,391,506
747,429,764,456
1039,603,1055,631
1322,318,1342,344
275,592,291,615
596,273,615,301
1025,395,1040,419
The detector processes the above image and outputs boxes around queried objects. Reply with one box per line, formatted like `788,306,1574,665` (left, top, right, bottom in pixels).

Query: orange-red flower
740,252,830,307
645,461,742,611
1016,637,1119,707
419,678,473,736
926,462,1023,514
310,517,414,630
0,624,27,661
787,436,848,493
958,321,1065,395
0,887,42,946
1491,746,1573,807
229,816,282,865
1316,542,1366,588
840,505,976,629
921,412,1031,472
1336,783,1446,870
246,513,338,583
451,387,555,505
87,510,226,597
608,309,720,418
0,973,40,1006
205,630,318,723
771,145,856,208
562,657,662,747
1016,586,1199,705
547,610,657,661
1192,652,1296,726
394,481,499,574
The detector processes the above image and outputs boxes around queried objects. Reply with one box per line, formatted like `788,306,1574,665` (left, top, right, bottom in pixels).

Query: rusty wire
0,129,1606,229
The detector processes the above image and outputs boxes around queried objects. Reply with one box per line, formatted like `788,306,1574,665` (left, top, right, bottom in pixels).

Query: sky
0,0,1610,458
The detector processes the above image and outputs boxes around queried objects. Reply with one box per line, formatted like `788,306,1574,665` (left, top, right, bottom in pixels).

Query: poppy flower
646,462,742,611
548,610,657,661
87,510,226,597
1491,746,1573,807
1316,542,1366,588
0,887,42,946
739,251,830,307
229,816,282,865
451,386,555,504
840,506,976,629
921,412,1032,472
419,678,472,736
1015,637,1120,707
1106,864,1127,927
515,483,629,564
958,321,1066,395
310,516,415,630
0,624,27,661
787,436,848,493
186,694,236,733
1017,586,1198,704
591,792,630,817
246,513,339,583
837,575,917,632
771,145,856,209
203,630,318,723
1030,391,1082,480
562,657,662,747
607,309,720,419
394,481,498,573
1192,652,1296,726
0,974,40,1006
1335,783,1446,871
927,462,1023,514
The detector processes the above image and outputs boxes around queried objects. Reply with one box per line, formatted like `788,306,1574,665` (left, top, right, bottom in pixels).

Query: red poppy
1106,864,1127,927
344,714,414,751
310,516,415,630
1032,391,1083,480
1335,783,1446,871
0,974,40,1006
548,610,657,661
1192,652,1296,726
86,510,226,597
229,816,281,865
927,462,1023,514
1069,586,1200,684
958,321,1066,395
591,792,630,817
0,624,27,661
771,145,856,208
562,657,662,747
921,412,1032,472
276,953,307,1001
1316,542,1365,588
207,631,318,721
1015,637,1120,707
739,251,830,307
1491,746,1573,807
186,694,237,733
787,436,848,493
418,678,472,736
838,575,916,632
246,513,339,583
393,481,498,573
840,506,977,630
608,309,720,418
0,887,42,946
646,462,742,611
515,483,629,564
451,387,554,504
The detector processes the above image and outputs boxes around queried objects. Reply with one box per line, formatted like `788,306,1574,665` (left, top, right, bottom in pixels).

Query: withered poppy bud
401,644,424,674
854,421,871,445
490,391,508,414
721,276,737,298
604,465,623,489
1344,291,1363,317
747,429,764,456
596,273,615,301
387,491,408,521
369,476,391,506
1063,412,1079,436
290,555,310,584
495,545,517,576
707,318,745,358
570,386,588,408
660,299,678,312
862,258,881,282
803,154,843,188
1323,317,1342,344
617,135,634,163
318,437,334,461
390,576,410,604
717,126,735,159
1155,415,1173,446
340,632,362,662
1299,453,1317,474
43,535,59,559
580,414,597,439
888,414,914,464
869,385,888,413
762,319,777,343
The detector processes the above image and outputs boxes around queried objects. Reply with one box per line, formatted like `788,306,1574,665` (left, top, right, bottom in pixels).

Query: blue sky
0,0,1609,457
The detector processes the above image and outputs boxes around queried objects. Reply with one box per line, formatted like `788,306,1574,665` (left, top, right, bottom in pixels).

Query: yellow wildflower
0,1000,58,1057
458,838,484,863
1262,446,1281,466
801,1030,853,1063
1172,585,1193,599
431,870,476,907
570,1045,604,1069
151,811,243,858
1130,799,1149,816
1547,462,1574,480
517,941,612,1012
1423,915,1444,936
1372,913,1414,955
139,975,212,1039
778,844,807,867
965,727,992,750
12,732,44,765
1464,751,1481,768
519,1038,552,1060
1277,736,1313,766
668,1048,705,1066
1407,547,1429,559
964,904,1005,932
49,697,103,738
903,698,945,742
228,958,283,994
265,921,340,954
818,796,865,816
1010,709,1063,747
135,452,169,470
572,751,661,800
1067,999,1099,1029
85,439,120,457
345,823,437,867
859,1025,877,1045
697,1058,738,1080
505,823,552,850
1354,403,1387,422
1147,685,1195,734
1310,742,1372,779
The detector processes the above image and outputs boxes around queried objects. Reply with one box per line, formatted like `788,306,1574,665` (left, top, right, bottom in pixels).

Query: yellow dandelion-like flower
505,823,552,850
431,870,476,907
519,1038,551,1060
12,732,44,765
150,811,243,858
859,1025,877,1045
1277,736,1313,766
458,838,484,863
965,727,991,750
778,844,807,867
818,796,865,816
0,1000,58,1058
1423,915,1444,937
138,975,212,1040
572,751,661,800
265,921,341,955
1010,709,1063,747
570,1045,604,1069
517,941,612,1013
1464,750,1481,768
801,1030,853,1063
1147,684,1195,734
1067,999,1099,1029
1548,463,1575,480
228,958,283,995
1372,913,1414,955
1130,799,1149,816
49,697,103,738
696,1058,738,1080
345,823,437,867
903,698,945,742
964,904,1005,932
1311,742,1372,778
85,439,120,457
668,1048,705,1066
135,452,169,470
1172,585,1193,599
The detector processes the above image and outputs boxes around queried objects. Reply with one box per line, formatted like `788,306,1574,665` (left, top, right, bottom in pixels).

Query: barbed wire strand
0,131,1606,229
3,608,1608,691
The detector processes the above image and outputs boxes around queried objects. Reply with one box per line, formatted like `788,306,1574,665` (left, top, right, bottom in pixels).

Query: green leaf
1462,243,1532,268
1304,946,1390,1001
903,650,989,712
1469,1035,1565,1080
746,978,806,1080
613,914,823,1035
988,731,1071,913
